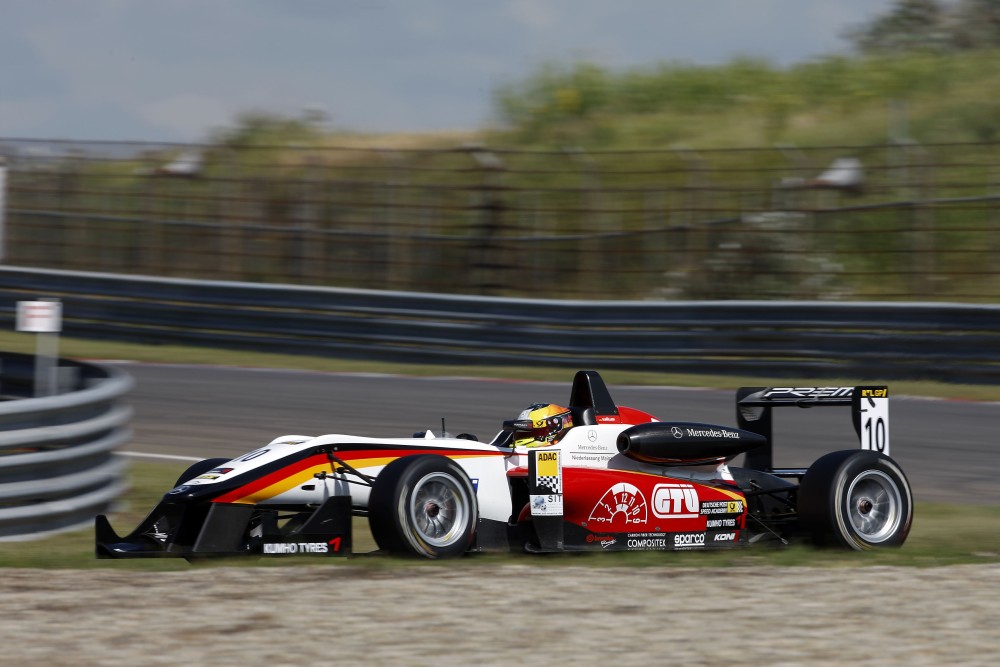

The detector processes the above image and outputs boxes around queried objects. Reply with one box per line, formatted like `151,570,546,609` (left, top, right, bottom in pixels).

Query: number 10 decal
854,387,890,456
864,413,887,452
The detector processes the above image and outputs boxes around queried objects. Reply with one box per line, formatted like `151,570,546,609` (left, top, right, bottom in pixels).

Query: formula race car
96,371,913,559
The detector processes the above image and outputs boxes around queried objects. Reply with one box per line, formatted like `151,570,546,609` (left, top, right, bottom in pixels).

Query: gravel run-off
3,563,999,666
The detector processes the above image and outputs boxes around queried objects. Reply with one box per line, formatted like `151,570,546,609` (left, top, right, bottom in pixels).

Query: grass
1,461,996,570
5,329,1000,402
1,330,995,569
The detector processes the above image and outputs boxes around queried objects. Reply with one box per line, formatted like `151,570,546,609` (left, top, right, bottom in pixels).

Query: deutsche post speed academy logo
534,450,562,494
699,500,744,516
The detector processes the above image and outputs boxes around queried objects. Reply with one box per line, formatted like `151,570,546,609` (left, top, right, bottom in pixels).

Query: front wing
96,496,353,559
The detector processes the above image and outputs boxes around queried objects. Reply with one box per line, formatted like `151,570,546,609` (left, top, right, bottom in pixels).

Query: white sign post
0,156,6,263
16,300,62,397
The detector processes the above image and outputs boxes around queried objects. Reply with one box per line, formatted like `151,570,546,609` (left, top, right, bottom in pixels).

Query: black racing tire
174,458,231,487
368,455,478,559
798,450,913,550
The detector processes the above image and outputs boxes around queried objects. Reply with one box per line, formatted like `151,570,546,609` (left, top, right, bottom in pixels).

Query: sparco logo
652,483,699,519
263,542,329,554
673,533,706,547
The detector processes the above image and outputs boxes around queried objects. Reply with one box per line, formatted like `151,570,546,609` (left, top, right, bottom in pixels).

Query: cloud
506,0,561,31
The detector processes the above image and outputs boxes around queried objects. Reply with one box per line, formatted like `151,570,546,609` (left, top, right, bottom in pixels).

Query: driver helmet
506,403,574,448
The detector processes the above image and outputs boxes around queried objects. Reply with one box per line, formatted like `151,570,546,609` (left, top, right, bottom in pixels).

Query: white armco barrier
0,353,133,540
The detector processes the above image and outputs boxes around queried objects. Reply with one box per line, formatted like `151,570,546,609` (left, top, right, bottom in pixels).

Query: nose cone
161,482,225,502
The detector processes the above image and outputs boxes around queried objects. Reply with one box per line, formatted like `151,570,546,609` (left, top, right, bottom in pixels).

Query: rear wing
735,386,889,471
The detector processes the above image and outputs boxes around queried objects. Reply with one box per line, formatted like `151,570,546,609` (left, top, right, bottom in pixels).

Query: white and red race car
97,371,912,559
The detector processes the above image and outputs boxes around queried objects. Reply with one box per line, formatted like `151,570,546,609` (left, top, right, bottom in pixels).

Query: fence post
773,143,808,211
564,147,611,295
380,149,412,290
465,145,506,295
896,139,934,298
673,147,710,296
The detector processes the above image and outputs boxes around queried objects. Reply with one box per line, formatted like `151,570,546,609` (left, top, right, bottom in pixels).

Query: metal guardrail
0,265,996,384
0,351,133,540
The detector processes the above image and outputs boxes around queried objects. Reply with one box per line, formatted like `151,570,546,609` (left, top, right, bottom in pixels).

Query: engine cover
617,422,767,464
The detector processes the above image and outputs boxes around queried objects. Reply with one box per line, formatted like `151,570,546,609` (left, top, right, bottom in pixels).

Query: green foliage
13,48,1000,302
491,49,1000,148
495,57,790,142
210,109,327,149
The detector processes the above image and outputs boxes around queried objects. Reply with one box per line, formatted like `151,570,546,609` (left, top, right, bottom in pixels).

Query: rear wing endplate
736,386,889,471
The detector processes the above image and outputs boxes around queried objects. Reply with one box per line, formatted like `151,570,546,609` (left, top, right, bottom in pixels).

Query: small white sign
530,494,564,516
16,300,62,333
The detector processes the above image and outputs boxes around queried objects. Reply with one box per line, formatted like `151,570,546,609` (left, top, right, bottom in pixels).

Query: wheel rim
408,472,469,548
845,469,902,543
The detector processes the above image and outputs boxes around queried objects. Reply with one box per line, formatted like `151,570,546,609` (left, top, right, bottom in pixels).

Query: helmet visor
503,414,571,444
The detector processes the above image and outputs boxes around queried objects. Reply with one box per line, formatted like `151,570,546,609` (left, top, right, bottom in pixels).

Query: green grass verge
2,330,995,569
3,330,999,401
1,461,996,569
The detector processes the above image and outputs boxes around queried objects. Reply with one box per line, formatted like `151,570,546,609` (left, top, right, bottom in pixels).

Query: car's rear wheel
798,450,913,550
368,455,478,558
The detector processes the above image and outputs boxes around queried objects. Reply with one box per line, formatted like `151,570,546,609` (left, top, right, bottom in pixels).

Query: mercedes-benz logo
588,429,597,442
670,426,684,439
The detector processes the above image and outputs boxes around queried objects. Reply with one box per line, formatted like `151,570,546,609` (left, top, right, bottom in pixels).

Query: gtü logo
651,483,699,519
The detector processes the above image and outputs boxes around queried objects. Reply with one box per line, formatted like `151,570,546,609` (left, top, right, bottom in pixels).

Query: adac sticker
533,450,562,495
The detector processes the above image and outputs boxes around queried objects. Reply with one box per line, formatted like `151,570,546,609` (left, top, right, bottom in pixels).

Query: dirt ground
2,563,998,666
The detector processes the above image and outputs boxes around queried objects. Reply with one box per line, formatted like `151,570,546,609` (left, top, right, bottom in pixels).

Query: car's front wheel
368,455,478,558
798,450,913,550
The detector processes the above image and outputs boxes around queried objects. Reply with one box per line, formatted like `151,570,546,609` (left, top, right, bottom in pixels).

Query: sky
1,0,893,143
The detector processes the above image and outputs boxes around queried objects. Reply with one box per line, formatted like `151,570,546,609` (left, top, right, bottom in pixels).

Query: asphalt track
119,362,1000,506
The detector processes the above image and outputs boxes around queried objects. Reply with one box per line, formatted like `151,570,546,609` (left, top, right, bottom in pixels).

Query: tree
952,0,1000,49
847,0,951,54
848,0,1000,53
209,110,326,149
